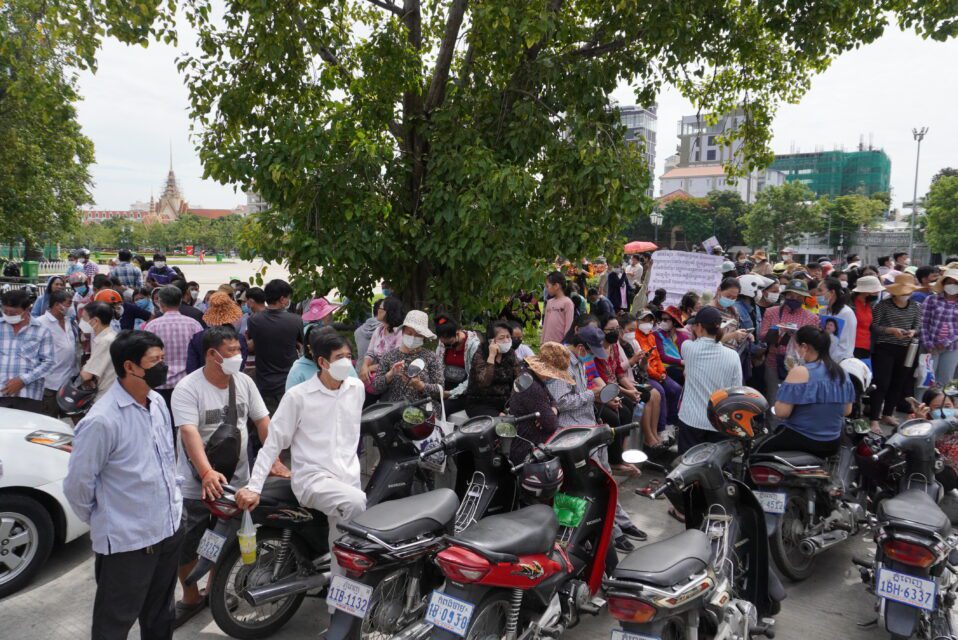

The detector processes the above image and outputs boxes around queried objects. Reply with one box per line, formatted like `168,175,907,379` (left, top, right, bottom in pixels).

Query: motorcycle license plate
876,568,937,611
196,529,227,563
611,630,661,640
425,591,475,637
326,575,373,618
753,490,786,515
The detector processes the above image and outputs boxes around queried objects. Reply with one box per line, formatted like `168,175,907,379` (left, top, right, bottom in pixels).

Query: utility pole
910,127,928,256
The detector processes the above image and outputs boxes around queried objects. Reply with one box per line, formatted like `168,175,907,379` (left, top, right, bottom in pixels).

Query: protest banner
647,250,724,306
702,236,721,255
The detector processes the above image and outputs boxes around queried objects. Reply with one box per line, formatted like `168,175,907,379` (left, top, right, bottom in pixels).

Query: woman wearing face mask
754,326,854,457
185,292,249,375
758,279,821,404
911,388,958,491
68,272,91,313
359,296,405,386
850,275,883,359
817,277,857,362
922,268,958,385
132,287,155,330
31,276,67,317
653,306,689,382
630,310,682,441
372,310,444,402
435,313,480,415
618,314,663,447
869,273,922,432
464,322,520,417
78,302,119,401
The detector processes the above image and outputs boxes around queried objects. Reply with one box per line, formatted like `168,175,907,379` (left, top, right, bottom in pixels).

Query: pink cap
302,297,341,322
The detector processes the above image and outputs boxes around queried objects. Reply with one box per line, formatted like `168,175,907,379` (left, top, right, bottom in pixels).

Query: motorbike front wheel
770,490,816,581
209,529,310,639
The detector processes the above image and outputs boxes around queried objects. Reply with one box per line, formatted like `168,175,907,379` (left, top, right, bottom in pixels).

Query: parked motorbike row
184,356,958,640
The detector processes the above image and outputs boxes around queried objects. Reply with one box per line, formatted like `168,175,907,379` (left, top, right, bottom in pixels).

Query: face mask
327,357,356,381
75,286,88,296
217,353,243,376
402,334,424,350
241,304,250,314
901,259,911,266
840,281,848,289
945,284,958,296
657,321,672,332
136,361,168,389
114,305,124,319
718,297,736,309
3,313,23,325
79,319,94,334
934,407,956,419
637,322,653,334
154,261,166,268
496,340,512,354
765,292,780,303
189,288,199,300
382,288,392,297
817,295,829,307
135,298,153,311
604,329,620,343
784,299,802,312
512,338,522,350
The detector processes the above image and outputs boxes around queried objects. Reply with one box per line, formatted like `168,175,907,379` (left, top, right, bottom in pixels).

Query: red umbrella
624,241,658,253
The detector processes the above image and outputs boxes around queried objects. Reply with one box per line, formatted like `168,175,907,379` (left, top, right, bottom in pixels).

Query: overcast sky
78,25,956,210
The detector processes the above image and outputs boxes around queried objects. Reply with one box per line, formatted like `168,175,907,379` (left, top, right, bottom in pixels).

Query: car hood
0,407,75,436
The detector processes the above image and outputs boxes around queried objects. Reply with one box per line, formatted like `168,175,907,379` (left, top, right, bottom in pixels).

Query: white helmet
840,358,872,394
738,274,774,300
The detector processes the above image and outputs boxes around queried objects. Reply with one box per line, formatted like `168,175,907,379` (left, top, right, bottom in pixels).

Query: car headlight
26,430,74,452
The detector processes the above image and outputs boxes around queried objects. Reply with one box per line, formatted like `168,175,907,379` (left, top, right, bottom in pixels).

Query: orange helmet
707,386,767,439
93,289,122,304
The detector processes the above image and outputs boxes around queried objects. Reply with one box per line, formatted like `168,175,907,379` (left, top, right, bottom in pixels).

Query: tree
932,168,958,185
660,197,712,249
744,182,821,251
819,193,886,250
925,176,958,256
46,1,958,313
705,190,748,248
0,1,94,248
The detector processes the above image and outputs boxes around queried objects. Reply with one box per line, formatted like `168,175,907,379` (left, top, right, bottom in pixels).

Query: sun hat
751,250,768,262
524,343,574,384
662,305,685,326
933,269,958,294
782,279,810,296
772,263,787,275
884,273,919,297
904,265,918,275
202,292,242,326
302,297,341,323
852,275,884,294
577,326,608,359
402,309,436,339
93,289,122,304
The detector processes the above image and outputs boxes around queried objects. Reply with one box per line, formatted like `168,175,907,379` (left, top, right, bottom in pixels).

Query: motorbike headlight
26,430,74,452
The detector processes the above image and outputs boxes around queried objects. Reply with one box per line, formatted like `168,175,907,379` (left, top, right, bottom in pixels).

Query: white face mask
114,305,124,319
945,284,958,296
3,313,23,325
154,261,166,268
657,321,672,332
637,322,653,335
218,353,243,376
79,319,94,334
327,357,355,381
402,334,424,350
765,292,780,303
495,340,512,354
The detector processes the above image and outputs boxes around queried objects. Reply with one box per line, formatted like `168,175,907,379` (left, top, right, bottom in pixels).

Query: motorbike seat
348,489,459,544
613,529,711,587
878,489,951,538
259,477,298,507
449,505,558,562
750,451,825,468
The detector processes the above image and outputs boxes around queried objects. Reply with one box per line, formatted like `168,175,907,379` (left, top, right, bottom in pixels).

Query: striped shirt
871,298,922,347
142,311,203,389
0,317,56,400
544,352,596,427
678,337,742,431
921,294,958,351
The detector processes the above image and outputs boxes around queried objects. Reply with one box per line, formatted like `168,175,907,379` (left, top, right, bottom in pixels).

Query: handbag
191,377,241,482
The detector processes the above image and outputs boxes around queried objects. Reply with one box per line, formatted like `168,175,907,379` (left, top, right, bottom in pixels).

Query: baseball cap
687,306,722,328
577,326,608,359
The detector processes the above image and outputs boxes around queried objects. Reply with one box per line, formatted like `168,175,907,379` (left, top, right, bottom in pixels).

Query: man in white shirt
38,290,79,417
236,330,365,576
625,254,643,287
80,302,119,402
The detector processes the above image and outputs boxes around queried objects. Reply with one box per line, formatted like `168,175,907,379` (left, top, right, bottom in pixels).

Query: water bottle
904,338,920,368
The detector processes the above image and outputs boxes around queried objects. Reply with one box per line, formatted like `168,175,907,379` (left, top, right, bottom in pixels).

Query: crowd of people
4,243,958,639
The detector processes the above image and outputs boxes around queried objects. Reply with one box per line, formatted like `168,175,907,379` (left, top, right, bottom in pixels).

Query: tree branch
570,38,627,58
361,0,403,15
424,0,468,113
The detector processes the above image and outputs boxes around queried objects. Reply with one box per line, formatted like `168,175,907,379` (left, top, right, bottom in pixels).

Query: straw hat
884,273,919,297
851,275,884,294
933,268,958,294
751,250,768,262
402,309,436,339
203,292,242,326
524,343,574,385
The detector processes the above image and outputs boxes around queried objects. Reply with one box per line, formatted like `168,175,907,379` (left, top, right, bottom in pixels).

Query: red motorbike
427,411,640,639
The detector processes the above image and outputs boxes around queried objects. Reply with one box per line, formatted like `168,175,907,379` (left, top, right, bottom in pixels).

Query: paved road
0,469,882,640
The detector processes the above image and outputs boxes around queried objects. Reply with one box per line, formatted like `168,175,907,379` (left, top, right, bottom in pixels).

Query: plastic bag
238,509,257,565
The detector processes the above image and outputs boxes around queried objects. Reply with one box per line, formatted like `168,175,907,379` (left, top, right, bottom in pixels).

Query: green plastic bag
553,492,588,528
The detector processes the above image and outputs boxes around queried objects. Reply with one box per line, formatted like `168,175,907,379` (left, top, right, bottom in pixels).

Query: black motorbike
853,417,958,639
606,437,783,639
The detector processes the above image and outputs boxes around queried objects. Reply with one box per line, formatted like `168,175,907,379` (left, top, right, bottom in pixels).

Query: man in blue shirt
0,289,55,413
147,252,178,286
64,330,183,640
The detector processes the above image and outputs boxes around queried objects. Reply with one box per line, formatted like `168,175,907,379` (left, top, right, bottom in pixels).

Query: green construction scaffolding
770,149,891,198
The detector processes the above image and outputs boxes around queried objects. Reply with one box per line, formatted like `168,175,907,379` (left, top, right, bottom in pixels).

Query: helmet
67,272,87,286
22,284,39,303
840,358,872,397
57,374,97,416
738,274,774,300
401,405,436,441
93,289,122,304
519,457,564,502
707,386,768,439
78,248,91,257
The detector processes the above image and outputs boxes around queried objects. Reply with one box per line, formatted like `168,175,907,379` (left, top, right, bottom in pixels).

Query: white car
0,408,88,599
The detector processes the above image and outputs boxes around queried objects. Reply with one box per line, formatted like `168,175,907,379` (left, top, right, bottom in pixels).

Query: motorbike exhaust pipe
799,530,849,556
243,572,330,606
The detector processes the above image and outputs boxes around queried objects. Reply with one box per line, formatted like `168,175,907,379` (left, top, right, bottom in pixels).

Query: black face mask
604,329,620,343
136,361,169,389
512,338,522,350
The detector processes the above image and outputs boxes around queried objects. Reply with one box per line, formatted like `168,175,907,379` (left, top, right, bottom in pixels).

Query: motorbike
325,403,543,640
852,417,958,639
426,385,643,640
606,434,782,640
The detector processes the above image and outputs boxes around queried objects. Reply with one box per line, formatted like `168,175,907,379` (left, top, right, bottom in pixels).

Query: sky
77,24,957,211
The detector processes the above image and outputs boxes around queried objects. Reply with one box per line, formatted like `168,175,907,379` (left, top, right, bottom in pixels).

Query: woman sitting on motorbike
464,321,520,417
910,386,958,491
755,325,855,458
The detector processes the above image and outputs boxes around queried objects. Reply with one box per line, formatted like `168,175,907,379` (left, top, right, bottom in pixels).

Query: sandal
174,598,208,629
667,507,686,523
612,463,642,477
636,479,663,498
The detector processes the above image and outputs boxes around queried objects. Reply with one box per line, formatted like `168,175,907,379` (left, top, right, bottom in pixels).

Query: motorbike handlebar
646,479,673,500
419,443,445,459
398,457,421,469
502,412,541,423
873,446,898,462
410,397,434,408
611,421,641,436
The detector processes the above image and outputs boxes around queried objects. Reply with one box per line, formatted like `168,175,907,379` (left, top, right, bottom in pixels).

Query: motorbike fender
185,517,239,587
428,582,494,640
885,599,919,637
763,512,782,538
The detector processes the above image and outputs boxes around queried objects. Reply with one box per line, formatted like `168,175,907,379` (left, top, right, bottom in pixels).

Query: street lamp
649,210,663,245
910,127,929,256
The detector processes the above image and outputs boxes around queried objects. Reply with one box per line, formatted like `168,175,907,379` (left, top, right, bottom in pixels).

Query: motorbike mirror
514,372,534,393
599,383,620,405
407,358,425,377
495,422,518,439
621,449,648,465
769,406,777,416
